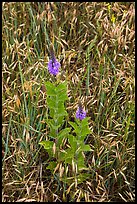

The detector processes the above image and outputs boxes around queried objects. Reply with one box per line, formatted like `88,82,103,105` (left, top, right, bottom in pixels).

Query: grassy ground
2,2,135,202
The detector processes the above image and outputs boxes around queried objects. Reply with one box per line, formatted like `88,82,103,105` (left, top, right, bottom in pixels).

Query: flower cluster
48,59,60,75
48,44,60,75
76,106,86,120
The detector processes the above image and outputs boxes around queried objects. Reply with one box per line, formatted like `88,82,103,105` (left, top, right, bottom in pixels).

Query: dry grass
2,2,135,202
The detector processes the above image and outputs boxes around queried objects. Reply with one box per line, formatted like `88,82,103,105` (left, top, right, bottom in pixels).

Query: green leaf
54,102,64,110
58,148,75,163
65,148,75,159
68,134,77,151
39,140,54,150
57,93,68,101
73,152,87,171
49,109,54,118
80,128,91,137
58,128,71,146
76,117,90,127
75,118,91,138
46,119,61,130
68,121,79,133
49,103,67,117
78,144,92,152
65,158,73,164
77,157,86,169
47,97,57,108
55,109,68,117
45,81,56,96
58,151,67,162
45,81,56,89
69,118,91,139
58,128,71,137
56,82,67,92
48,130,57,138
52,82,68,101
82,117,90,124
57,116,64,125
47,98,67,113
58,151,73,166
47,161,57,172
49,109,67,119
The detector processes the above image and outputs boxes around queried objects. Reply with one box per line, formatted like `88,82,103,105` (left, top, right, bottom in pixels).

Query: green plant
39,79,91,186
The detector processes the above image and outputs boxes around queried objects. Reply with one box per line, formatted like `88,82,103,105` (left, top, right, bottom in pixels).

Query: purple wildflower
48,44,60,75
76,106,86,120
48,59,60,75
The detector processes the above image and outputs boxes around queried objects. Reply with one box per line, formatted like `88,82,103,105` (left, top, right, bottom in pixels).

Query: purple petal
76,107,86,120
48,59,60,75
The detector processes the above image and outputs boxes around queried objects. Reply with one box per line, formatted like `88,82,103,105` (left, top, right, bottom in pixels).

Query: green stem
54,89,59,159
75,120,82,186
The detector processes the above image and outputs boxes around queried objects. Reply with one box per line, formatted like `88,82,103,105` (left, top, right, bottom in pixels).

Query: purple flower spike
76,107,86,120
48,44,60,75
48,59,60,75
